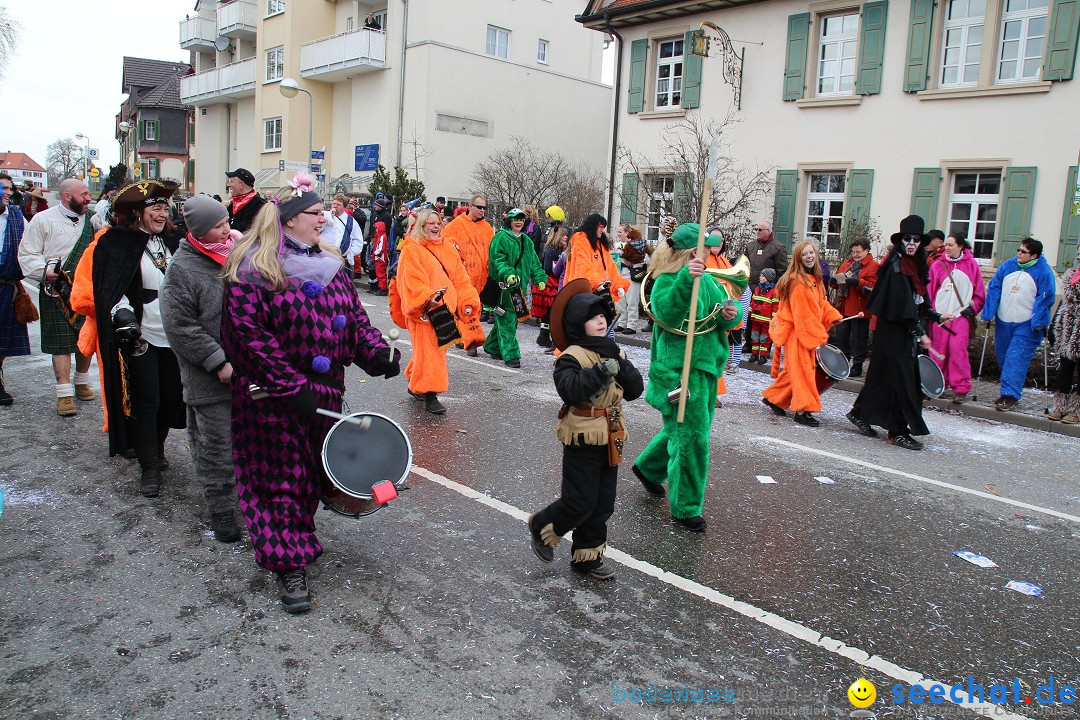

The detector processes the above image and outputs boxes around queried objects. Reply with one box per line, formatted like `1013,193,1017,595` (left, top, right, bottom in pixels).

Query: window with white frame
487,26,510,59
267,0,285,16
347,16,353,31
805,173,846,258
940,0,985,87
143,158,159,180
996,0,1049,82
654,39,684,109
372,9,387,30
144,120,159,141
948,172,1000,260
644,175,675,244
265,46,284,82
537,39,549,64
264,117,282,151
817,12,859,96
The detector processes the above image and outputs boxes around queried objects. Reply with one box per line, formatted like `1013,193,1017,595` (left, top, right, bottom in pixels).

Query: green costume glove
506,274,519,285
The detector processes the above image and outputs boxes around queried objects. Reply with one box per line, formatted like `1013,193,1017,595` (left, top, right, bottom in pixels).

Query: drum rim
917,354,946,398
815,343,851,382
321,411,413,500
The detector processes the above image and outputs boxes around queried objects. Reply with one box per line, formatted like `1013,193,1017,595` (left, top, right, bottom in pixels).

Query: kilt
38,287,81,355
0,282,31,357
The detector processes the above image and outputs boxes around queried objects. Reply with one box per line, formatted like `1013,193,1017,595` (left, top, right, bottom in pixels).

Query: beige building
582,0,1080,269
180,0,612,202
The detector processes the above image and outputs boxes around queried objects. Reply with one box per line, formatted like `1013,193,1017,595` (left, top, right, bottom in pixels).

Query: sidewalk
613,330,1079,439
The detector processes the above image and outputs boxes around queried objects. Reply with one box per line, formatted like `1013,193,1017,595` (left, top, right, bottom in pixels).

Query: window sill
261,149,282,154
916,82,1051,100
795,95,863,108
266,11,284,19
263,78,282,85
637,108,686,119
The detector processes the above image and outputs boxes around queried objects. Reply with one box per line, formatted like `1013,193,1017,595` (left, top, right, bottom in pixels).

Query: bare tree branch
46,138,83,186
0,8,18,83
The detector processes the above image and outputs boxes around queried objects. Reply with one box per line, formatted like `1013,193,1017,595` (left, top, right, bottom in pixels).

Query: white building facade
582,0,1080,269
180,0,612,202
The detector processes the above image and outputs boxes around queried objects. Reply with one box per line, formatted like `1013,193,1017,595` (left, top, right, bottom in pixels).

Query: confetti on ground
953,551,998,568
814,476,836,484
756,475,777,484
1025,524,1043,531
1004,581,1043,596
984,484,1001,496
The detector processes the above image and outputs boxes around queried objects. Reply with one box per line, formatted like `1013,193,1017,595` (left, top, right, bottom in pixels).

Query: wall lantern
690,21,744,111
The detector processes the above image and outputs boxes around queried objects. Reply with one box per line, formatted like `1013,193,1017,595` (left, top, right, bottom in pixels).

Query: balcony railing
179,57,257,105
218,0,257,40
179,16,217,53
300,28,386,82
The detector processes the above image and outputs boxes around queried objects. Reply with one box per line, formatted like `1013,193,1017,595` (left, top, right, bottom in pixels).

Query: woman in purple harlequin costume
221,173,401,614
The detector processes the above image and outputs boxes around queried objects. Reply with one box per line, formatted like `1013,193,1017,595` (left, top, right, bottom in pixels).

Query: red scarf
187,231,233,265
230,190,257,215
899,256,926,297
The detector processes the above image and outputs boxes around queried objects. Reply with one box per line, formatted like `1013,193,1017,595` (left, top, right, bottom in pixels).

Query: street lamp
118,122,132,181
279,77,314,191
74,133,90,182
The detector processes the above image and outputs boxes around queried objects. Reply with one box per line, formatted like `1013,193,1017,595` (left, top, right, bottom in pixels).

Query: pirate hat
113,180,179,217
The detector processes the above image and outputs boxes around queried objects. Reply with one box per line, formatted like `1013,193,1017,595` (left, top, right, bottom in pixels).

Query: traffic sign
90,168,100,177
316,173,326,183
278,160,309,173
354,144,379,172
88,148,100,160
310,164,321,173
133,166,142,177
310,150,325,160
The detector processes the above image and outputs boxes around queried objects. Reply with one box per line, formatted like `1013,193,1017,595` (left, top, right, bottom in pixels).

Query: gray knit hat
183,193,228,238
761,267,777,283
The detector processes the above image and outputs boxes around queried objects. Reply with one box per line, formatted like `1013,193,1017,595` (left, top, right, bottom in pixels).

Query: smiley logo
848,678,876,708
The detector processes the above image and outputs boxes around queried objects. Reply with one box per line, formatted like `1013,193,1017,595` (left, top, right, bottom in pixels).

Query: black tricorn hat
890,214,931,245
113,180,179,217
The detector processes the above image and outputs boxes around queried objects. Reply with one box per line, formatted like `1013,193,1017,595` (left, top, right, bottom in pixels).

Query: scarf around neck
187,231,233,265
1018,256,1038,270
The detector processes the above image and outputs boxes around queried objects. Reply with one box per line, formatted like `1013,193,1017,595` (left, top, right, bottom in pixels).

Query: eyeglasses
473,204,486,210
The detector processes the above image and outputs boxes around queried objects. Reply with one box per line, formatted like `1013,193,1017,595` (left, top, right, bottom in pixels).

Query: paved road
1,302,1076,720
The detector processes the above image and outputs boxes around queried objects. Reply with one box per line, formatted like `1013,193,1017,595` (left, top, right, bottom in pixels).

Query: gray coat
748,237,789,284
1053,278,1080,362
161,240,230,406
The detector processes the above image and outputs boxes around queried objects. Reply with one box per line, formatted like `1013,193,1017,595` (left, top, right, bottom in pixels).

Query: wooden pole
676,170,715,423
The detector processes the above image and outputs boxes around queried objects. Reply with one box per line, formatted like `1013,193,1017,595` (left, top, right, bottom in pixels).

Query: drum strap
422,246,454,287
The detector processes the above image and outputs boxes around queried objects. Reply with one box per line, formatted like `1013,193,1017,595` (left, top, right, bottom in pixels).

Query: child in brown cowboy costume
527,280,643,580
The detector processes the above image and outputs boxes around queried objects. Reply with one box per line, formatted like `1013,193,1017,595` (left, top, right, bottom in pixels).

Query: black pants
834,317,870,364
126,343,185,449
1058,355,1079,394
533,444,617,567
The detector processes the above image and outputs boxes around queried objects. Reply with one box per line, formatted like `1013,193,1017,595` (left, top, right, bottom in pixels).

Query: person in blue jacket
980,238,1056,410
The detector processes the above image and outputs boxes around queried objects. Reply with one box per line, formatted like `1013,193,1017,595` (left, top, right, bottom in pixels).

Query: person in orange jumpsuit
442,194,495,334
703,227,736,403
563,213,629,318
397,208,482,415
762,240,842,427
69,225,113,431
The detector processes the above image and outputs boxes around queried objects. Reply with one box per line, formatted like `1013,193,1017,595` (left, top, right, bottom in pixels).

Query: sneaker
793,411,820,427
952,392,967,405
276,568,313,613
887,434,924,451
210,512,241,543
57,396,77,417
407,389,425,401
727,365,740,375
762,397,786,416
994,396,1018,411
527,514,554,563
631,463,665,496
939,388,955,400
614,326,627,333
505,359,521,368
673,516,707,532
424,392,446,415
846,410,878,437
75,383,95,401
572,560,616,580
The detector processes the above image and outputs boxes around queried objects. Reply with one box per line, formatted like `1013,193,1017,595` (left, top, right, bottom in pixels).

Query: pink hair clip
288,172,315,197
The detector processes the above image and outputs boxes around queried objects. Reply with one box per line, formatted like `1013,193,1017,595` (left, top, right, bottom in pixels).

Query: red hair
775,240,823,302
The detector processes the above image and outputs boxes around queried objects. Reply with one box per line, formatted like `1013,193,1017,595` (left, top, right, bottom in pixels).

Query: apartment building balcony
218,0,257,40
179,57,256,105
179,16,217,53
300,28,386,83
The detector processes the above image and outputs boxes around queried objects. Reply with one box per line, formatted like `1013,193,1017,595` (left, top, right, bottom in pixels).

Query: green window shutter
844,169,875,228
681,30,703,109
783,13,811,101
996,167,1038,262
856,1,889,95
189,119,195,144
773,170,799,248
138,120,146,141
620,172,640,224
1044,0,1080,81
904,0,935,92
674,172,695,222
1057,165,1080,270
909,167,942,227
188,159,195,185
628,39,648,114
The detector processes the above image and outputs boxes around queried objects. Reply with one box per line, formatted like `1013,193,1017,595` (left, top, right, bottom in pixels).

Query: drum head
918,355,946,398
322,413,412,499
815,344,851,382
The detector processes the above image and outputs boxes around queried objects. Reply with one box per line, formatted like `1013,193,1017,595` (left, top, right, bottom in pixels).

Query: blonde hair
224,187,338,291
647,240,694,278
775,240,822,302
409,208,442,240
523,205,539,221
544,225,568,251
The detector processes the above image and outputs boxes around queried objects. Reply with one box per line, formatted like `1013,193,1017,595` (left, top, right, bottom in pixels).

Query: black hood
563,293,615,346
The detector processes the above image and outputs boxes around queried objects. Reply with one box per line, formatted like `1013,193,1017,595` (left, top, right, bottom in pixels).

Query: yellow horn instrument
640,254,751,337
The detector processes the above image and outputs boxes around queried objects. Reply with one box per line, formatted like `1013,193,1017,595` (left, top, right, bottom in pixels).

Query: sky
0,0,193,171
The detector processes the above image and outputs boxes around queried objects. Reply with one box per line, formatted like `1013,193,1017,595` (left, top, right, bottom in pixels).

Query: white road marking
409,464,1032,720
753,435,1080,525
383,326,520,375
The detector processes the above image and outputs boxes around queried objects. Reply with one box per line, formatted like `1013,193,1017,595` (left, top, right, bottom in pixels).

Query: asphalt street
0,299,1076,720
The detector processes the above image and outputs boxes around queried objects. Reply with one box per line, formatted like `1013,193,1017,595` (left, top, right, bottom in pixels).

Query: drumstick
249,384,371,429
928,348,945,362
386,328,400,358
839,312,865,322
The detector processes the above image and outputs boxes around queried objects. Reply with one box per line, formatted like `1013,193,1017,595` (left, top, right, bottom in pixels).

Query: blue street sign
310,164,321,173
354,144,379,172
310,150,325,160
316,173,326,183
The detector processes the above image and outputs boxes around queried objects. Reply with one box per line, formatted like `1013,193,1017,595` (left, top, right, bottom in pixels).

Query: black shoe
631,463,664,496
276,568,313,614
536,329,552,347
994,396,1018,411
480,311,492,323
846,410,878,437
210,512,241,543
762,397,787,416
424,392,446,415
887,433,924,450
485,348,502,360
527,514,554,563
615,326,627,333
135,445,161,497
505,359,521,368
571,561,616,580
158,442,169,471
793,411,820,427
408,389,424,401
622,328,637,335
673,516,707,532
0,370,12,406
850,364,863,378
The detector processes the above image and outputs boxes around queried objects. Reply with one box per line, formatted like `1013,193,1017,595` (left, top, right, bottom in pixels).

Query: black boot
134,445,161,497
158,441,169,471
424,392,446,415
0,367,12,406
850,362,863,378
536,325,552,347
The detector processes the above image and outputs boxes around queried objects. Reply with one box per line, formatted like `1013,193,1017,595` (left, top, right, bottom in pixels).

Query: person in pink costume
927,231,986,403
